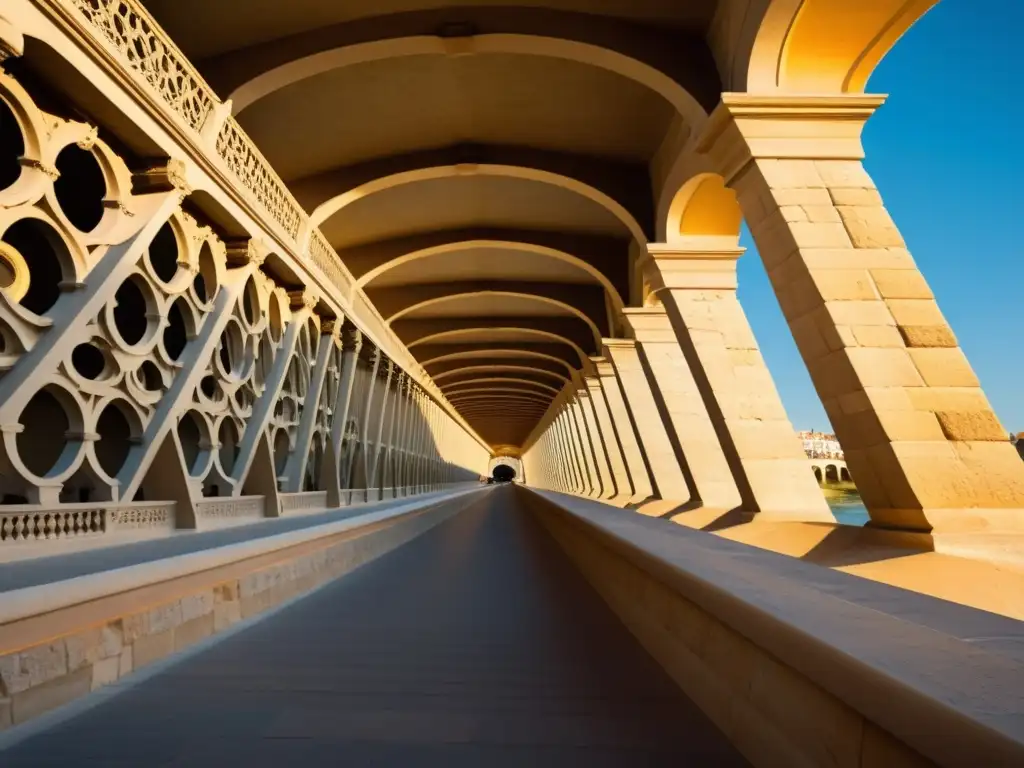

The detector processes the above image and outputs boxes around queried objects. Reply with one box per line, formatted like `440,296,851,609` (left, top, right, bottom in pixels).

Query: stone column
557,401,586,495
584,367,634,506
592,353,653,505
700,94,1024,534
623,308,742,512
322,328,362,506
567,396,598,497
641,242,831,521
603,338,692,510
576,383,616,501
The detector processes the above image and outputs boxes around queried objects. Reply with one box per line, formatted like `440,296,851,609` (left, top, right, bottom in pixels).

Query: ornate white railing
46,0,488,450
195,495,266,521
0,500,176,544
280,491,328,514
67,0,217,132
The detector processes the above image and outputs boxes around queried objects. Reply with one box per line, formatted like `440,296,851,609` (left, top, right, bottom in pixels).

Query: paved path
2,486,747,766
0,489,473,593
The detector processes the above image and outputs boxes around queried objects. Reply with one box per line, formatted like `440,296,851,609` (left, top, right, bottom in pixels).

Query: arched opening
163,298,189,361
492,463,516,483
112,276,153,347
147,221,180,283
71,341,110,381
18,388,73,478
840,466,851,482
95,400,137,478
53,144,105,233
138,360,163,391
0,98,24,191
218,417,241,478
825,464,839,484
273,428,291,477
3,218,69,316
177,410,207,477
193,242,218,304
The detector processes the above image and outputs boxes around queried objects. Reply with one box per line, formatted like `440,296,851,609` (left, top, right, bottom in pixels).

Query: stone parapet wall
0,490,482,730
525,488,1023,768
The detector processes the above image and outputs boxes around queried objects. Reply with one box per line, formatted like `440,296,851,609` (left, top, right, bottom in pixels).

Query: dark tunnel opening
492,464,516,483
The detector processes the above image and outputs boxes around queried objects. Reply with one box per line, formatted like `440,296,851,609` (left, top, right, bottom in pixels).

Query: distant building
797,430,844,460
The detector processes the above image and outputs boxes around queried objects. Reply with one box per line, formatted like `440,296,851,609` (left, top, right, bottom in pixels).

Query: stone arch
434,364,569,386
841,466,852,482
812,465,823,485
415,329,590,370
393,296,602,350
825,464,839,483
310,165,647,248
663,172,743,245
228,34,708,132
746,0,939,93
423,349,577,377
359,239,626,312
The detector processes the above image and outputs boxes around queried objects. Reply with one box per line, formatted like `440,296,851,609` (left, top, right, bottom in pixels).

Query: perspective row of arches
0,65,485,527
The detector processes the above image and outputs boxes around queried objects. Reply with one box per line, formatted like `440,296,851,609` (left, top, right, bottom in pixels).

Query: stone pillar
603,338,692,510
568,396,599,497
592,353,653,505
584,371,632,505
623,308,742,512
553,406,580,494
641,242,831,521
700,94,1024,535
558,400,587,495
322,328,362,506
576,383,616,501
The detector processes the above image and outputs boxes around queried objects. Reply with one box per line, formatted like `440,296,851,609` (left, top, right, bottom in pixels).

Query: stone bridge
0,1,1022,765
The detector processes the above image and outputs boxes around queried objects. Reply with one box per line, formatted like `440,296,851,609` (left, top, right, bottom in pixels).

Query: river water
827,495,870,527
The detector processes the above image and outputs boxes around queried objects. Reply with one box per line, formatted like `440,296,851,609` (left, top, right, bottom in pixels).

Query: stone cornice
697,93,888,183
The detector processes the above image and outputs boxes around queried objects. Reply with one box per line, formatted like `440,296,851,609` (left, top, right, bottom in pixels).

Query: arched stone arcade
2,0,1018,540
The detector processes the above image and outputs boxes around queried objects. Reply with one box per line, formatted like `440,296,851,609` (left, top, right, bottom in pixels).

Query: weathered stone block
898,325,958,348
908,348,980,388
11,667,91,725
789,221,854,250
869,269,933,300
132,629,175,670
814,160,875,189
886,299,946,328
174,614,215,652
846,347,925,388
214,598,243,631
851,324,905,348
935,410,1007,442
66,623,123,671
180,590,215,622
828,187,883,207
837,206,905,248
118,647,132,678
825,299,896,327
810,268,878,302
0,642,68,695
91,656,120,691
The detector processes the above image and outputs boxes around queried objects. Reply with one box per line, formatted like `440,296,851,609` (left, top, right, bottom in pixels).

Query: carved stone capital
225,238,268,268
132,158,191,196
288,288,319,311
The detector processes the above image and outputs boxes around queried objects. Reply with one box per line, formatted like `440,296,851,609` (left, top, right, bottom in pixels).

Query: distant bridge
809,459,851,484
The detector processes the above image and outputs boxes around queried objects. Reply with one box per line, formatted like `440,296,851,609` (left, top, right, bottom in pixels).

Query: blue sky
737,0,1023,434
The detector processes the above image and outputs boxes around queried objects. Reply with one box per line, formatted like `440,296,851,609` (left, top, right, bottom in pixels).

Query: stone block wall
535,505,937,768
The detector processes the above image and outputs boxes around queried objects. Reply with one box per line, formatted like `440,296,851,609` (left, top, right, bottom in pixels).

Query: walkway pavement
0,489,471,593
1,486,747,766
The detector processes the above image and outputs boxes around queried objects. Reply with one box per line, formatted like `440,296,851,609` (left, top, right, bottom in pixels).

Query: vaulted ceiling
140,0,750,451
